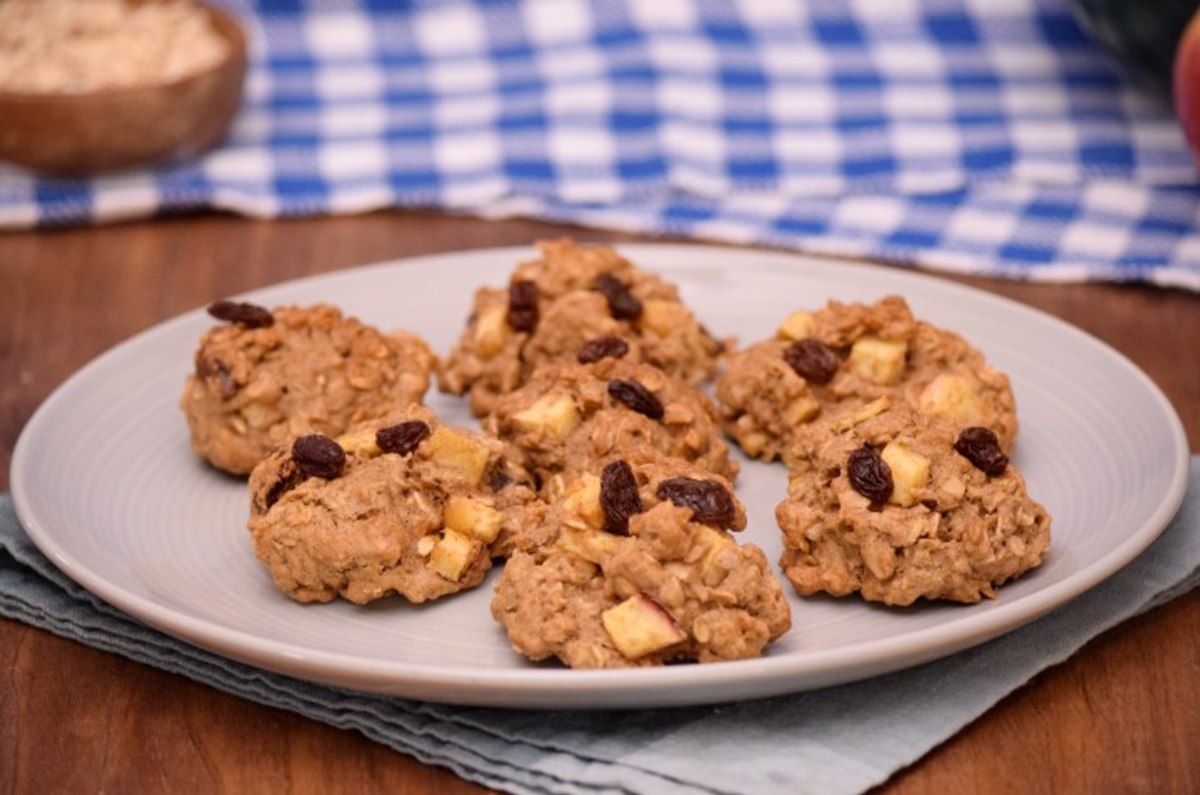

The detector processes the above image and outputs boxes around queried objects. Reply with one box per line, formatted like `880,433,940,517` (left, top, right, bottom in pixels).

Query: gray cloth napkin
2,458,1198,795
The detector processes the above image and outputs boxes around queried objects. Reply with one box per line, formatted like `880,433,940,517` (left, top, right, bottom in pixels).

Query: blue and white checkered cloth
3,0,1199,290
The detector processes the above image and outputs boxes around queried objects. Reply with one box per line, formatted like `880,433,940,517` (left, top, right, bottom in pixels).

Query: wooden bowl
0,3,247,175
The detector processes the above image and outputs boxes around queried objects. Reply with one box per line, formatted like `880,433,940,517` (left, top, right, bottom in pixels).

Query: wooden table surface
1,212,1197,794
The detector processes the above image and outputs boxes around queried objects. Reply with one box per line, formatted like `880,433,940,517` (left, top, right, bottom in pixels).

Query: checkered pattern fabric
3,0,1198,290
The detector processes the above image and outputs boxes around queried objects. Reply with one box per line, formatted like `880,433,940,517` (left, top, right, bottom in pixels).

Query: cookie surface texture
776,404,1050,606
484,357,738,488
247,406,542,604
439,238,724,416
493,474,790,668
716,296,1017,462
182,303,435,475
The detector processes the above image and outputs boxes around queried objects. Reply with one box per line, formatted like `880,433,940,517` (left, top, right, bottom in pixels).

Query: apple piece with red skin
601,594,687,659
1174,8,1200,163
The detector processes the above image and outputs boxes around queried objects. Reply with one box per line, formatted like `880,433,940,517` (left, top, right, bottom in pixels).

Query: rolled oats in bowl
0,0,231,93
0,0,246,173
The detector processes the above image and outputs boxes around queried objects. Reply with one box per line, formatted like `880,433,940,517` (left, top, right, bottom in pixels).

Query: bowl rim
0,1,247,102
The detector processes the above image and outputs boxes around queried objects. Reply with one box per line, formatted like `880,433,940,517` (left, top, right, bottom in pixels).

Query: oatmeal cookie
492,463,790,668
510,448,747,554
247,406,543,605
716,296,1017,462
181,301,436,475
484,357,737,489
775,403,1050,606
439,239,725,415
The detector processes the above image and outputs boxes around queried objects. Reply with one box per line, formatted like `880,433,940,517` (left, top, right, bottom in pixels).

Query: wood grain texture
1,212,1197,795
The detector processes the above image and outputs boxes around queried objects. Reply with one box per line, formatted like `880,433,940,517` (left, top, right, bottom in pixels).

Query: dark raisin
783,338,840,384
577,335,630,364
600,460,643,535
594,273,643,321
954,427,1009,476
214,369,237,398
263,462,304,510
291,434,346,480
487,467,512,492
196,355,237,399
848,444,893,507
507,279,539,332
207,300,274,329
608,379,664,420
376,420,430,456
655,477,736,528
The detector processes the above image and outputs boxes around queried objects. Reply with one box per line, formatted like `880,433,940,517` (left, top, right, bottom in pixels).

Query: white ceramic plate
12,245,1189,709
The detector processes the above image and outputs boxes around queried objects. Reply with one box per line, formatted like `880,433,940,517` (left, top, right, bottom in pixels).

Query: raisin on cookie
247,406,543,605
492,457,789,668
439,239,725,416
511,448,747,554
483,357,737,490
775,403,1050,606
182,302,436,475
716,296,1017,462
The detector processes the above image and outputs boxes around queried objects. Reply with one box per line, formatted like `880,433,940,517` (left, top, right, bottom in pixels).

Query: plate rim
11,243,1191,708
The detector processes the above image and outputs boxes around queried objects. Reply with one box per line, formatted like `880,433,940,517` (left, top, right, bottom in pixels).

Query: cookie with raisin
717,295,1017,462
439,239,725,416
483,357,737,490
182,301,435,475
247,406,542,605
492,455,788,669
510,446,746,554
775,403,1049,606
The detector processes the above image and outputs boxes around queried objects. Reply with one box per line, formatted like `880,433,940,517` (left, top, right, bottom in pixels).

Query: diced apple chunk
776,310,815,341
561,474,604,530
336,428,381,459
917,373,984,425
601,594,686,659
473,305,509,358
428,529,482,581
557,526,620,563
880,440,930,507
783,394,820,425
442,496,503,543
640,299,687,337
695,526,737,584
239,402,275,431
847,336,908,385
739,431,770,457
664,561,692,580
426,427,491,483
511,392,581,437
